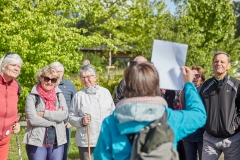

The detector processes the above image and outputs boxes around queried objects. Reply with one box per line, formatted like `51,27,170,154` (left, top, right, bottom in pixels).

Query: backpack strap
150,112,167,128
34,92,60,107
127,112,167,145
15,79,22,97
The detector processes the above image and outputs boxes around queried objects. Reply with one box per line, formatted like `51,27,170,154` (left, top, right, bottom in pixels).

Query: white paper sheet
151,40,188,90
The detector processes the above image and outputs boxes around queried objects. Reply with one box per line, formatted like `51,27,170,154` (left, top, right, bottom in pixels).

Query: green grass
9,127,80,160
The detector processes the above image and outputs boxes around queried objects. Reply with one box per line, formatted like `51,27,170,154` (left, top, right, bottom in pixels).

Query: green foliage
82,52,106,68
73,76,122,96
9,126,79,160
1,0,240,112
73,0,171,58
165,0,239,77
0,0,108,112
233,1,240,38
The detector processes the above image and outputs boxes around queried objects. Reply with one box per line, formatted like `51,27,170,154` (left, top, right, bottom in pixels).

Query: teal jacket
94,82,206,160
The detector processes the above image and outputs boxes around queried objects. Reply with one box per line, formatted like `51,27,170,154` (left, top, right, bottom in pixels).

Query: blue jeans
26,144,64,160
63,127,71,160
183,140,203,160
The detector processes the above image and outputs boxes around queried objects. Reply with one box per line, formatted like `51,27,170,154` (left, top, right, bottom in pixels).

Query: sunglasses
194,74,201,79
42,76,58,83
3,52,14,59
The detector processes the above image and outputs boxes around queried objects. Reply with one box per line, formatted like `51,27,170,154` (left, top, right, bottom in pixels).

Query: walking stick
15,133,23,160
86,124,92,160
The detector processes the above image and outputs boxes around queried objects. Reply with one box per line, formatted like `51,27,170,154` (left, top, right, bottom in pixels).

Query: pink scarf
37,84,56,111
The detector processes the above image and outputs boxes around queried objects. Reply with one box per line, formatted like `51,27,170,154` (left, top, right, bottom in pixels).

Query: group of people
0,51,239,160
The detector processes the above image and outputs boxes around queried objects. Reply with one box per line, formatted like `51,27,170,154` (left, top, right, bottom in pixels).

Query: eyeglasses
56,70,63,73
3,52,14,59
80,75,94,80
42,76,58,83
194,74,201,79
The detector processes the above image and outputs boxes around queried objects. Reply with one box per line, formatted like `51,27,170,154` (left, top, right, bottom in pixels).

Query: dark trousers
78,147,94,160
183,141,203,160
178,140,186,160
63,128,71,160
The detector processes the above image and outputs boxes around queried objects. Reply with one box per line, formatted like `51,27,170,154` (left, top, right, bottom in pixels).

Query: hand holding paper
181,66,194,83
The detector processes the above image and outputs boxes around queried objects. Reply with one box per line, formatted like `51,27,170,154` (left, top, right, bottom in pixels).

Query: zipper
2,83,8,139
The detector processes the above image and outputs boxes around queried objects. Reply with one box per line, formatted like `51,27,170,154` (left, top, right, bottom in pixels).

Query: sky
164,0,176,13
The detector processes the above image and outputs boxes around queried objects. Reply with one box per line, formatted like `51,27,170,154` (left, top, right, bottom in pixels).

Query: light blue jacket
94,82,206,160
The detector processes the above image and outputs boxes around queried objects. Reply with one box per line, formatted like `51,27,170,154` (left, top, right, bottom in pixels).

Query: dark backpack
128,112,179,160
15,79,22,97
34,93,60,106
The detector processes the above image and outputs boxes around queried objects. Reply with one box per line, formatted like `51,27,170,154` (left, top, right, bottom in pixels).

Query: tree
161,0,240,76
0,0,172,112
0,0,109,112
72,0,172,59
233,1,240,38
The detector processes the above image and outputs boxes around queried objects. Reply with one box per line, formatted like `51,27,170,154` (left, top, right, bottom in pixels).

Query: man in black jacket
200,51,240,160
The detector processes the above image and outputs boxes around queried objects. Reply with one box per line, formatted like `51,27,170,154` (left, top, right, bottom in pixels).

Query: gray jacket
69,85,115,147
22,85,68,146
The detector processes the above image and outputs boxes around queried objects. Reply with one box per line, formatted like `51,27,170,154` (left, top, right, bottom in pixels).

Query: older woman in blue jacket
94,62,206,160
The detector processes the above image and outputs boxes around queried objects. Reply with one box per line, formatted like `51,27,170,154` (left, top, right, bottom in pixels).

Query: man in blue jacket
51,62,77,160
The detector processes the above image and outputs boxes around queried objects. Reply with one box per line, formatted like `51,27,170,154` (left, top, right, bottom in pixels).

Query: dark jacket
113,78,125,106
181,86,205,142
164,90,178,109
58,78,76,108
114,78,168,106
200,74,240,138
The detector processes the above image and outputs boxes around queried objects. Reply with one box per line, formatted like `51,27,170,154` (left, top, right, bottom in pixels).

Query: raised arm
166,66,206,146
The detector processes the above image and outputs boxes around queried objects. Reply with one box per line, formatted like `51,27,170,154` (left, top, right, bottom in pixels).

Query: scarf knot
37,84,56,111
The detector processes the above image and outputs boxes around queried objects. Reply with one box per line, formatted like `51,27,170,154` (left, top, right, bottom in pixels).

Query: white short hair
0,52,23,72
50,61,64,71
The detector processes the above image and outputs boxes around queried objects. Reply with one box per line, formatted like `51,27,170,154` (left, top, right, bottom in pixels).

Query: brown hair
190,65,205,85
123,62,160,98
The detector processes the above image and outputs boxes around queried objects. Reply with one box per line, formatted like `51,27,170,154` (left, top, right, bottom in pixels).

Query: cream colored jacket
69,85,115,147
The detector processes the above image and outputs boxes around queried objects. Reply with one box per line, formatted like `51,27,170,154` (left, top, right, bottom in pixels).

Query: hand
13,123,20,133
37,111,44,117
182,66,194,83
58,107,63,111
161,89,166,94
83,114,91,125
65,122,72,128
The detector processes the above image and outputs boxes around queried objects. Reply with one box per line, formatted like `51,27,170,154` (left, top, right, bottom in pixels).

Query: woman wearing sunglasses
180,65,206,160
23,66,68,160
0,52,23,160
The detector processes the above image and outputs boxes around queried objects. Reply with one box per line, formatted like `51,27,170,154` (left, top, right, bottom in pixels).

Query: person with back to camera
0,52,23,160
93,61,207,159
50,62,77,160
69,64,115,160
113,56,147,106
199,51,240,160
179,65,206,160
23,66,68,160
